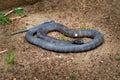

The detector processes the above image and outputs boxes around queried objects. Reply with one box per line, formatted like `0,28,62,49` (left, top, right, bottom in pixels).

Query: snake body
23,20,104,53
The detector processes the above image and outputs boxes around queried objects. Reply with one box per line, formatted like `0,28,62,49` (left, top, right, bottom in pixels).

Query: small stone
58,56,62,58
34,77,38,80
46,57,50,60
13,78,16,80
56,55,63,60
100,60,104,63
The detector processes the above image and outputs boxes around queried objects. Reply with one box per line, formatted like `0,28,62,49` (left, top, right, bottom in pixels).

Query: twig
0,49,8,54
4,7,23,16
4,10,14,16
10,15,25,21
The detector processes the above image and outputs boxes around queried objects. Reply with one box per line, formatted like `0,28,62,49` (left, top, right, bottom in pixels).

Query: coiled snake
12,20,104,53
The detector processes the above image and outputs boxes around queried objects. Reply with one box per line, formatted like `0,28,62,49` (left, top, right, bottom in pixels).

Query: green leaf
0,12,4,18
13,8,27,16
5,50,16,64
61,35,68,40
7,66,12,72
5,55,11,64
70,72,76,79
80,25,87,30
11,54,15,64
0,11,11,25
115,55,120,61
104,16,110,19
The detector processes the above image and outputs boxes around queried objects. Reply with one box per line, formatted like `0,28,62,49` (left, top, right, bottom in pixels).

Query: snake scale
12,20,104,53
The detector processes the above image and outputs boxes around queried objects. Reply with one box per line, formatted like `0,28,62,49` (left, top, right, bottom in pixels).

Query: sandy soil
0,0,120,80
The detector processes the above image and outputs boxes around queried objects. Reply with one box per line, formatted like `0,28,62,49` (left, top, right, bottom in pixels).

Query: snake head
72,39,84,45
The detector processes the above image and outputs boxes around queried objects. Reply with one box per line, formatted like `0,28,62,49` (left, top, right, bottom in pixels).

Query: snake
12,20,104,53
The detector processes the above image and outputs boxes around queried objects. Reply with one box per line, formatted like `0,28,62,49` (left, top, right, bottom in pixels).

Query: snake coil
24,20,104,53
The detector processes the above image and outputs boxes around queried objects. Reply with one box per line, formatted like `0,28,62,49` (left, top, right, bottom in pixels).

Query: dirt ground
0,0,120,80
